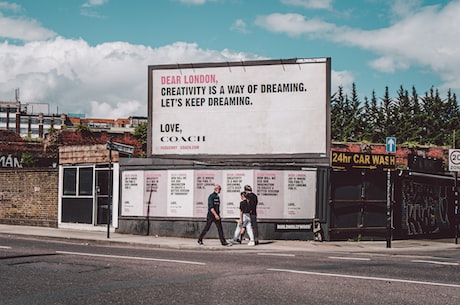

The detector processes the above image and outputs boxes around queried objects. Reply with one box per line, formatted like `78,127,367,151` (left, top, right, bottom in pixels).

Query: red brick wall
0,168,58,227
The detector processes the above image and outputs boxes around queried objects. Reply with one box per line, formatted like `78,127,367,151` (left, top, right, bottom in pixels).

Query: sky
1,0,459,119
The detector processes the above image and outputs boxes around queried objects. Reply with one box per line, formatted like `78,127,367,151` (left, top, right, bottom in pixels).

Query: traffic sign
386,137,396,153
106,141,135,155
449,149,460,172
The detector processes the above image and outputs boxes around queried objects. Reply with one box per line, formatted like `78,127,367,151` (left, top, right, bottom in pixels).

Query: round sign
450,150,460,165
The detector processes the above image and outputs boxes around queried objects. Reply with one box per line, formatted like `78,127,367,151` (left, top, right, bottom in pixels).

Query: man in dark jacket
245,185,259,245
197,184,231,246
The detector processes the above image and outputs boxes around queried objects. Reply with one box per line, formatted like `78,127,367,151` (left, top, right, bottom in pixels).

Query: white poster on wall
194,170,222,218
121,169,317,220
121,171,144,216
167,170,194,217
254,170,284,219
150,58,330,158
284,170,316,218
145,171,168,217
222,170,254,218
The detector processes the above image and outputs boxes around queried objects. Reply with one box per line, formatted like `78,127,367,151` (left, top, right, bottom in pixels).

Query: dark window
63,168,77,195
79,167,93,195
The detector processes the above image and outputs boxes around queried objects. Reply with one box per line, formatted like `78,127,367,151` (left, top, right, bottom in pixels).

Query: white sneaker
248,241,255,246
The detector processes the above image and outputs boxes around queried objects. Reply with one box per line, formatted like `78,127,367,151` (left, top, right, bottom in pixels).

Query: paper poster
222,170,254,218
121,170,144,216
145,170,168,217
167,170,194,217
194,170,222,218
284,170,316,218
254,170,284,218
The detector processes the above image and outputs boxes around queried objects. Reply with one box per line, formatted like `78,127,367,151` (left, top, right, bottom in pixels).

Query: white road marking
56,251,206,265
0,246,12,249
268,268,460,288
258,253,295,257
412,259,459,266
328,256,371,261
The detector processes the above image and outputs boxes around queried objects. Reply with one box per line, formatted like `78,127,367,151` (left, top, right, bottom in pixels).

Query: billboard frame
147,58,331,165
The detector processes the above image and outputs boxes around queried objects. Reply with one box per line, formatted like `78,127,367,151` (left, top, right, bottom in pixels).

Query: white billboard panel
284,170,316,218
120,169,316,220
167,170,194,217
222,170,254,218
145,171,167,217
194,170,222,218
121,171,144,216
255,170,284,218
149,58,330,158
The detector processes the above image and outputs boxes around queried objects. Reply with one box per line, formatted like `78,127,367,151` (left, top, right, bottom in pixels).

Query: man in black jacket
198,184,231,246
245,185,259,245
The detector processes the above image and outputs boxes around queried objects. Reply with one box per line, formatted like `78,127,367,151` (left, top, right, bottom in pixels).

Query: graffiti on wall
0,155,22,168
401,180,450,236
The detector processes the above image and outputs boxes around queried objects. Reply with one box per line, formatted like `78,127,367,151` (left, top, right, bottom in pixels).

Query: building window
63,167,93,196
61,166,95,224
79,167,93,195
63,168,77,195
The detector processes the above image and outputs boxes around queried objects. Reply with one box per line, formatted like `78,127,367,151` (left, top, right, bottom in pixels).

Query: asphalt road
1,235,460,305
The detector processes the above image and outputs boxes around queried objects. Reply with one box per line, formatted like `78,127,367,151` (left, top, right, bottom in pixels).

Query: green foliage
134,122,147,145
75,123,91,132
21,152,36,167
331,83,459,147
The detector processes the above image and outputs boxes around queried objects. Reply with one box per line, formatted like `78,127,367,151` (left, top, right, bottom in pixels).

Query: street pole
386,169,392,248
455,171,458,245
454,131,458,244
107,140,112,239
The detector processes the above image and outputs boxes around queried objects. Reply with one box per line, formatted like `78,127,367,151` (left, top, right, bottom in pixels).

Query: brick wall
0,168,58,227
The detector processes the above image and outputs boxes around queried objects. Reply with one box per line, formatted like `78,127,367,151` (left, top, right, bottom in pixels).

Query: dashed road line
411,259,459,266
257,253,295,257
56,251,206,265
268,268,460,288
328,256,371,261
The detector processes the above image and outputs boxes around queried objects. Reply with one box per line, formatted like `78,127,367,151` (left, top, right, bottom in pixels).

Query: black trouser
198,214,226,244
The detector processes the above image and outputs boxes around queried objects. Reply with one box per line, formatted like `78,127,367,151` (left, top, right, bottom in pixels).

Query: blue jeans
233,213,254,241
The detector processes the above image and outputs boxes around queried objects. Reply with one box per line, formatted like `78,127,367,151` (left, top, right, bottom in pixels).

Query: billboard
148,58,331,159
121,169,317,220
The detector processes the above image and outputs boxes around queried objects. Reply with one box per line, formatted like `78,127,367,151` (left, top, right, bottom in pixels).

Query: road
1,235,460,305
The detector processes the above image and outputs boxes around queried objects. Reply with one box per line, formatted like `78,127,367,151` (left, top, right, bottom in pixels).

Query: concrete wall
117,218,315,240
0,168,58,227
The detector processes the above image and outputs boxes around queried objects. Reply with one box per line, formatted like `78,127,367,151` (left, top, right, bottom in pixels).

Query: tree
329,84,459,146
134,122,148,153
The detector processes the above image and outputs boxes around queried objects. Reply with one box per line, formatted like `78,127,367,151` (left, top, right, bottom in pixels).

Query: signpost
386,137,396,153
385,137,396,248
106,140,135,238
449,149,460,244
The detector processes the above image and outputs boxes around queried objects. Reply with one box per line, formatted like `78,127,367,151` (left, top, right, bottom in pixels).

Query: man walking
198,184,231,246
245,185,259,245
232,191,255,246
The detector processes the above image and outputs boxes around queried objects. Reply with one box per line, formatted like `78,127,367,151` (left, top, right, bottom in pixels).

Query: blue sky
0,0,458,118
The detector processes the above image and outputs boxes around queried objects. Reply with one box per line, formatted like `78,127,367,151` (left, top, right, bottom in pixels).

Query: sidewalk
1,224,459,253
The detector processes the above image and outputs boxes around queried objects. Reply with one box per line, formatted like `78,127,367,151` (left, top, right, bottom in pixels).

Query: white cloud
179,0,207,5
389,0,423,20
281,0,333,10
256,1,460,92
255,13,335,37
0,2,21,12
331,70,354,94
0,13,56,41
82,0,109,8
230,19,248,33
0,38,262,118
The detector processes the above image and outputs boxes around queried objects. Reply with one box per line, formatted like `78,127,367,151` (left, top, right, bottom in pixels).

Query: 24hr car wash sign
148,58,331,159
332,152,396,171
